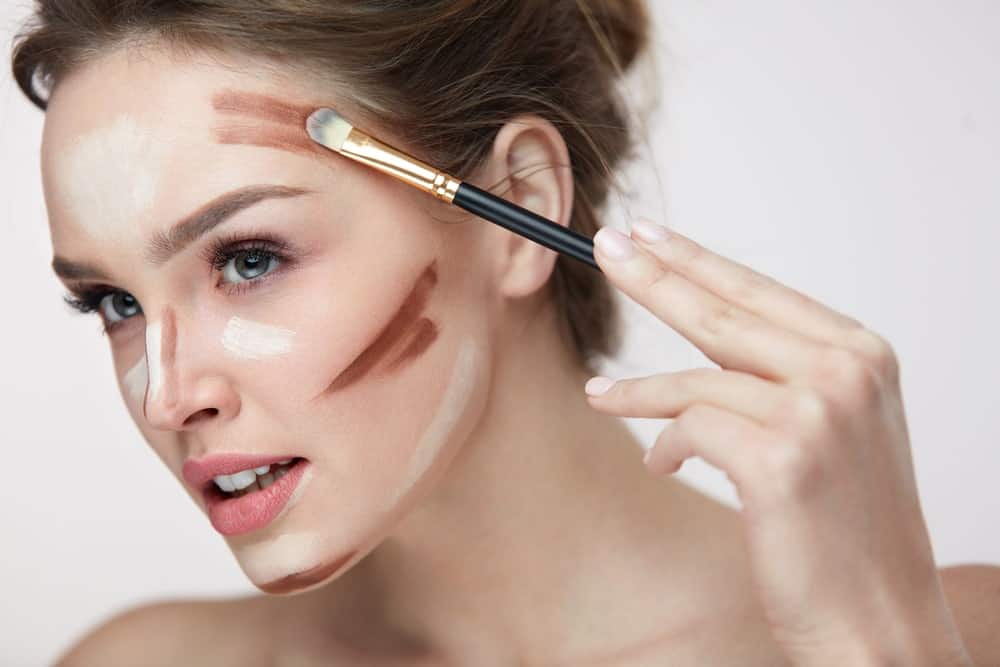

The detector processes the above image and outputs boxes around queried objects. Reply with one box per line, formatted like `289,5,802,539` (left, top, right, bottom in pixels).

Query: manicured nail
630,219,670,243
594,228,635,261
584,376,616,396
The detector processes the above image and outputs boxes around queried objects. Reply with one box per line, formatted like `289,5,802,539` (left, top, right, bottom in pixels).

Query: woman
12,1,998,664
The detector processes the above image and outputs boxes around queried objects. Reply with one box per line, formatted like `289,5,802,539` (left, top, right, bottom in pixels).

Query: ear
476,114,574,299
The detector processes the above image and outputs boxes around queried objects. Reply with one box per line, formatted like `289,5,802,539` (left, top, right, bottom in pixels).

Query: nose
142,308,240,431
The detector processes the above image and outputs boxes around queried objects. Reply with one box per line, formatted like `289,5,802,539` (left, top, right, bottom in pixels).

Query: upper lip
182,453,301,490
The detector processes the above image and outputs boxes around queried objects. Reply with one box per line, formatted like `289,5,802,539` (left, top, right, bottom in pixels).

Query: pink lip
182,453,303,490
197,458,311,536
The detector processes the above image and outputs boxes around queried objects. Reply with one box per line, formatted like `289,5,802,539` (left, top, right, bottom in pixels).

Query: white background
2,2,998,665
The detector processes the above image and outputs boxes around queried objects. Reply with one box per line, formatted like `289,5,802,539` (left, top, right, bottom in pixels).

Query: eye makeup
321,259,440,395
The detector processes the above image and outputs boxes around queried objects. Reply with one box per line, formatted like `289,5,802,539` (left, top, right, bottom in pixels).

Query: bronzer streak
212,90,329,158
258,549,357,595
322,259,440,394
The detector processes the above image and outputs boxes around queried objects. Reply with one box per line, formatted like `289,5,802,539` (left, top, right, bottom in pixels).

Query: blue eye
100,291,142,322
221,249,280,284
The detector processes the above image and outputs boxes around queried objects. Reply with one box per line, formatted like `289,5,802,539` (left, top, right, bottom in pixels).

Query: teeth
212,459,297,494
230,469,258,490
214,475,236,493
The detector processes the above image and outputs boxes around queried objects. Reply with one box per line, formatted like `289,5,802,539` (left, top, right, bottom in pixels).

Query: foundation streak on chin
211,90,330,159
258,549,357,595
321,260,440,395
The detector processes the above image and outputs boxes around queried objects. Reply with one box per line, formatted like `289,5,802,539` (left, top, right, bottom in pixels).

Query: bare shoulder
53,595,276,667
939,564,1000,666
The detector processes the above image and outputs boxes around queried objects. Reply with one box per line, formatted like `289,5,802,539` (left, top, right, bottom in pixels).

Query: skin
41,46,997,666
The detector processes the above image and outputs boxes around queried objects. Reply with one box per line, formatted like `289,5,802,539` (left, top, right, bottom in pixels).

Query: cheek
122,355,148,404
382,335,482,508
220,316,296,360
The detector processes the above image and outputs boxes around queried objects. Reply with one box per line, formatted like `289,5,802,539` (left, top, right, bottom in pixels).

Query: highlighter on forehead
305,108,598,271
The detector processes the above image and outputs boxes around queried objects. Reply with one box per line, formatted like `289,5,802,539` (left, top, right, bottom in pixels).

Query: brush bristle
306,108,353,152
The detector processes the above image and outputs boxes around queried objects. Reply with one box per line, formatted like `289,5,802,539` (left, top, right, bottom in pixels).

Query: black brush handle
453,182,599,271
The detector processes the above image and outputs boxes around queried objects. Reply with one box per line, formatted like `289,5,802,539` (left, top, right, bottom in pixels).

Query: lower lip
204,459,310,536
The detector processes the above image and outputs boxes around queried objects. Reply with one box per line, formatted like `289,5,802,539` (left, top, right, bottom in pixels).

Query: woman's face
40,49,494,593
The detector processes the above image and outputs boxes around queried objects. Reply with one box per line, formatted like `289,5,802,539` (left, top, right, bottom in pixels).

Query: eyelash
203,232,294,296
64,233,295,334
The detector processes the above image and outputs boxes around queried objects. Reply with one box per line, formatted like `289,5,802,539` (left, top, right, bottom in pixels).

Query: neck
301,300,749,663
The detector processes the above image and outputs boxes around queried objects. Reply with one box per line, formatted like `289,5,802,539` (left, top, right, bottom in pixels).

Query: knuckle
699,302,746,337
847,327,900,381
730,267,776,305
814,347,875,390
643,263,680,297
812,347,884,412
762,437,823,500
612,378,638,403
671,237,708,268
772,390,831,433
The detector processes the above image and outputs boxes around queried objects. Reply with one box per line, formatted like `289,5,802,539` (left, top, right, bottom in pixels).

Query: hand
584,220,972,665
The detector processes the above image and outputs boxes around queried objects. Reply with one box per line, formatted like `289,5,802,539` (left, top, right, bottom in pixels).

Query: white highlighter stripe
123,357,149,403
221,316,295,360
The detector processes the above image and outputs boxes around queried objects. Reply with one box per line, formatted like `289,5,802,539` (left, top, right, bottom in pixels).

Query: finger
593,227,828,383
628,220,865,346
585,367,784,427
644,404,769,490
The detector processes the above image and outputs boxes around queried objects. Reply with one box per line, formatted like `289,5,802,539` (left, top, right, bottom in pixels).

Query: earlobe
486,114,575,299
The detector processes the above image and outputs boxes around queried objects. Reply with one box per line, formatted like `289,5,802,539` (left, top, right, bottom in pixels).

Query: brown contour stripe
323,260,439,394
214,125,328,158
212,90,315,126
257,550,357,595
211,90,330,159
385,317,438,372
161,308,177,371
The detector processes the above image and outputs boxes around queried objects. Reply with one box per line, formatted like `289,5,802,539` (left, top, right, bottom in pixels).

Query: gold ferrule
340,129,460,203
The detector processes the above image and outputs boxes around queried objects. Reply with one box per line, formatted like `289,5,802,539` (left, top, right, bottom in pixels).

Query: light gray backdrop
2,2,997,665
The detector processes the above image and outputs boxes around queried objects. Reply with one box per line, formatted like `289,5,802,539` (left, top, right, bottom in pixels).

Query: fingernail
584,376,616,396
630,219,670,243
594,228,635,261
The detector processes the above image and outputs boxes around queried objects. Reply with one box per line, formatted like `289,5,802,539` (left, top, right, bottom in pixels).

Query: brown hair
12,0,652,375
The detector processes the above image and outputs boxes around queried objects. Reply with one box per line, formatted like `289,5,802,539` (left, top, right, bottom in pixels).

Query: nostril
183,408,219,427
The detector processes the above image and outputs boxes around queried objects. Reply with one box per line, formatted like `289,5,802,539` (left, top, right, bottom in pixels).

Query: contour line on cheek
221,316,296,359
321,259,440,395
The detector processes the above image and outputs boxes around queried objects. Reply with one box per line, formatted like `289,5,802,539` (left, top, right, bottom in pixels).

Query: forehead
40,48,338,250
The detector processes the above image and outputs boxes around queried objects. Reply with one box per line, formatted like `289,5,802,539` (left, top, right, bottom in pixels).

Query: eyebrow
145,184,311,264
52,184,311,281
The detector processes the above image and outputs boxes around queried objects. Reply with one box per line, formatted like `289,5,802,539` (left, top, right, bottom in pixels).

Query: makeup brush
306,108,598,270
